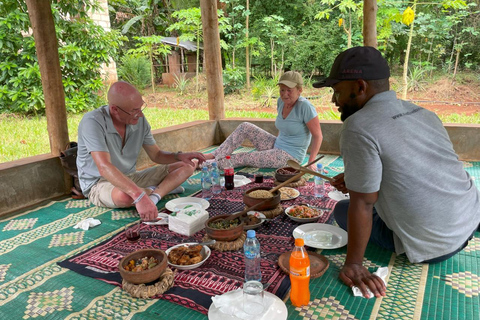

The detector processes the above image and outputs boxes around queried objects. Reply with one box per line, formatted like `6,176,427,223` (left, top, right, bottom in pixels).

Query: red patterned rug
58,178,336,314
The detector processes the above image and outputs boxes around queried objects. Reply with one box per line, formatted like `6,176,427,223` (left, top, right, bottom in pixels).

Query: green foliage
250,75,278,100
173,74,189,95
117,55,151,91
223,66,246,94
0,0,125,115
407,66,428,92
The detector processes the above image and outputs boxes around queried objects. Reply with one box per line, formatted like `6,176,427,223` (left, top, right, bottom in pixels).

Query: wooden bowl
118,249,168,284
275,166,301,182
243,186,281,211
205,214,244,241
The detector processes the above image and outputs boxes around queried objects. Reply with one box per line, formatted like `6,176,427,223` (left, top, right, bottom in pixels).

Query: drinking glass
242,280,265,315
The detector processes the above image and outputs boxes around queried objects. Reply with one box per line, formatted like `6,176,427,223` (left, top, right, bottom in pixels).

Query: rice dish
248,190,274,199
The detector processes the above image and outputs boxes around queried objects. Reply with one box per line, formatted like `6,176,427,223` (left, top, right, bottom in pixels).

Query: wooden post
26,0,69,155
363,0,378,48
200,0,225,120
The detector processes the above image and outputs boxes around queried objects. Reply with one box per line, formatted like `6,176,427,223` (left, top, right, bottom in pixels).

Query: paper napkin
73,218,101,231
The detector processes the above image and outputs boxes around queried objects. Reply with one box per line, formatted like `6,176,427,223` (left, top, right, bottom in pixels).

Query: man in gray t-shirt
77,81,205,221
314,47,480,299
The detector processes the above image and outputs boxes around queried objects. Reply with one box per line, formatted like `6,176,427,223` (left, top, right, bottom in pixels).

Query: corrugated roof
161,37,202,51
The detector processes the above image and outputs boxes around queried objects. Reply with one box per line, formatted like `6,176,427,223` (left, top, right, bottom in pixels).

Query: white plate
165,243,211,270
279,187,300,201
285,205,325,223
220,175,252,188
293,223,348,249
328,190,350,201
208,290,288,320
165,197,210,212
234,175,252,187
243,211,266,230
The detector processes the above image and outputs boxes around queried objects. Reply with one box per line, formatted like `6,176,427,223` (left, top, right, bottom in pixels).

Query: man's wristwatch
174,151,182,161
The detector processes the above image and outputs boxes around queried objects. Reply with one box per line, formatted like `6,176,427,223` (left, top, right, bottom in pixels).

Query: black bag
60,142,85,199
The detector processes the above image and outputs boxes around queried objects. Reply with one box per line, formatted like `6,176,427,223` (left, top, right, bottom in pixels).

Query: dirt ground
145,76,480,117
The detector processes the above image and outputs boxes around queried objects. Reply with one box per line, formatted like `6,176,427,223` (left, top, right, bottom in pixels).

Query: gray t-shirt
77,106,156,196
340,91,480,263
274,96,317,161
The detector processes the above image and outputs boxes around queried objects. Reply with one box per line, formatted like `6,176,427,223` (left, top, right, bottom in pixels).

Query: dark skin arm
340,189,386,298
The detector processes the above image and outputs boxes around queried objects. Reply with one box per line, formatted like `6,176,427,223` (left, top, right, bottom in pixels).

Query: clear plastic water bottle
244,230,262,282
314,163,325,198
210,161,222,195
201,164,212,200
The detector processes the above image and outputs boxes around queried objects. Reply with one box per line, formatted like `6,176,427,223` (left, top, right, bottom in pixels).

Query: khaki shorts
88,165,169,208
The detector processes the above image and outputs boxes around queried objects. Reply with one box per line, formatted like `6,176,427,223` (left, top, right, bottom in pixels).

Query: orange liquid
289,250,310,307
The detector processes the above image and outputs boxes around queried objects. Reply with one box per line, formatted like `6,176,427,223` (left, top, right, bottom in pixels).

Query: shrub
223,66,246,94
117,55,151,92
0,1,124,115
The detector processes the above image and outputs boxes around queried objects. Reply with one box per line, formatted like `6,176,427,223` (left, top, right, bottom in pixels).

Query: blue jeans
333,200,475,263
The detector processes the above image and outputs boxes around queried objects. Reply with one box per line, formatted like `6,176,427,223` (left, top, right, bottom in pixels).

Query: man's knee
333,200,350,230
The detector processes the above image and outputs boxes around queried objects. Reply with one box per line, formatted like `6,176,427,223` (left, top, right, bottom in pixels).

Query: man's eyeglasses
115,103,146,116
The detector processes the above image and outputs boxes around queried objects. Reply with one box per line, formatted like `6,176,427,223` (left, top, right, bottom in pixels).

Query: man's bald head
107,81,143,111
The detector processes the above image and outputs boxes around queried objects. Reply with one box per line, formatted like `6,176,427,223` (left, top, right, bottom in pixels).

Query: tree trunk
402,1,416,100
452,47,461,84
200,0,225,120
25,0,69,156
363,0,378,47
150,49,155,93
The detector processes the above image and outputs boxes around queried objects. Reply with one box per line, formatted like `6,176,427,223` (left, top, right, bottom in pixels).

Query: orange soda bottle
289,238,311,307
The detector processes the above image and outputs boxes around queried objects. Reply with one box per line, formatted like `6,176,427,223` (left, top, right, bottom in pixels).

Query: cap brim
312,78,340,88
277,80,298,88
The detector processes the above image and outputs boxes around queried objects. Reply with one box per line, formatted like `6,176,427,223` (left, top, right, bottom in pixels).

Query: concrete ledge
0,119,478,216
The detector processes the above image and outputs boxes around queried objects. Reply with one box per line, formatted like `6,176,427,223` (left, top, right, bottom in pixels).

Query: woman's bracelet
132,191,146,204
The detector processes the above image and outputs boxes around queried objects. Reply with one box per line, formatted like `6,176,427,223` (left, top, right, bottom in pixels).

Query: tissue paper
169,206,208,236
73,218,101,231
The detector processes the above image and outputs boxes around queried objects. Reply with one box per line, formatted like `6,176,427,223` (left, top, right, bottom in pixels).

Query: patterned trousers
212,122,296,169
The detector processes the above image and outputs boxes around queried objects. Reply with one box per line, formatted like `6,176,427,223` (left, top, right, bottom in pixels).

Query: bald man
77,81,205,221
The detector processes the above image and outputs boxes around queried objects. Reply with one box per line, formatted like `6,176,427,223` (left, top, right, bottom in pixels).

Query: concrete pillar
89,0,118,84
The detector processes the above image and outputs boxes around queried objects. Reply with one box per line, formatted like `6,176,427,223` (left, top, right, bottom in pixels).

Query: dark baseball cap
313,46,390,88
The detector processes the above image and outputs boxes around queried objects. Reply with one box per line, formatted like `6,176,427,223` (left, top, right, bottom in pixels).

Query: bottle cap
316,163,323,169
226,155,231,160
295,238,304,246
247,230,255,238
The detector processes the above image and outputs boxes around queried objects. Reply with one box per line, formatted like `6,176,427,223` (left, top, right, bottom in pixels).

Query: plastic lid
247,230,256,238
295,238,304,246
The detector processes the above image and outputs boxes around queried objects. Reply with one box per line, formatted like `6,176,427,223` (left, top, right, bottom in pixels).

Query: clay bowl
275,166,301,182
118,249,168,284
243,186,281,211
205,214,244,241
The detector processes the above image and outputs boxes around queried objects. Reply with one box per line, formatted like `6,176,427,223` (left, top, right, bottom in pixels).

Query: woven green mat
0,149,479,320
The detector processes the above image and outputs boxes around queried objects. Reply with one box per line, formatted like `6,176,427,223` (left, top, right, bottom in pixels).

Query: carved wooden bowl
118,249,168,284
243,186,281,211
205,214,244,241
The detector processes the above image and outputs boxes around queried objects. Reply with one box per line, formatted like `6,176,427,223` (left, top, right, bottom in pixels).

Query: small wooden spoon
286,159,333,182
